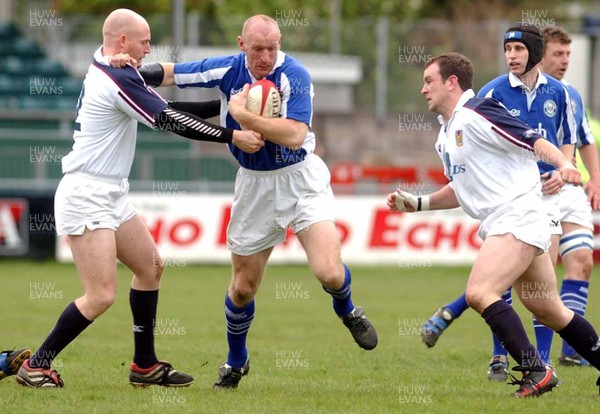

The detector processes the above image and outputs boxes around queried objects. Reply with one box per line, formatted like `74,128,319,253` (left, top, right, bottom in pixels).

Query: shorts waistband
239,153,314,177
67,171,128,185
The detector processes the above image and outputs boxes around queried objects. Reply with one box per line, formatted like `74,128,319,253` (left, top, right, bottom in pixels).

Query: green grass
1,261,599,414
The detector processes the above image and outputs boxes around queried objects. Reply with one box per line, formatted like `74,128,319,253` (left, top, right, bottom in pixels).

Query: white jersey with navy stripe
435,90,545,220
173,50,315,171
477,71,576,176
61,47,167,179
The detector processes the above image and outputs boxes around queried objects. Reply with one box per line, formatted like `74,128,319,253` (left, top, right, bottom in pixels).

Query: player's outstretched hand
387,190,417,212
584,176,600,210
541,170,564,195
108,53,137,68
232,129,264,154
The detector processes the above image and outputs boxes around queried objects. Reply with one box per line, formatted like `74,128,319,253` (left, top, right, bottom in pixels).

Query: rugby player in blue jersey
136,14,378,389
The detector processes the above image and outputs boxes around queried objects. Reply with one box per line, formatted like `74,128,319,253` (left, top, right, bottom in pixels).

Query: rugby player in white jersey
14,8,263,388
388,52,600,398
420,24,580,381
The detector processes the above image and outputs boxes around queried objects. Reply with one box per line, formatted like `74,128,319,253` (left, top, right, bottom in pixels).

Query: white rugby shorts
54,171,136,235
542,193,563,235
478,191,551,252
227,154,335,256
557,183,593,230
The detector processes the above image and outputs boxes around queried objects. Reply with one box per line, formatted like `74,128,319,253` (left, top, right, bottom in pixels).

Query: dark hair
541,25,571,45
425,52,473,91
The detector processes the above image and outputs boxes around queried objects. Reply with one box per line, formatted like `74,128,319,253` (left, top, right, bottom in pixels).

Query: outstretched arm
155,107,264,154
137,62,174,87
387,184,459,213
168,100,221,119
534,138,581,185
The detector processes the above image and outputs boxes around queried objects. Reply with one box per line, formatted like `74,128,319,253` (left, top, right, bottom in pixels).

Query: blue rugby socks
322,264,355,317
560,279,589,357
444,293,469,319
225,295,254,369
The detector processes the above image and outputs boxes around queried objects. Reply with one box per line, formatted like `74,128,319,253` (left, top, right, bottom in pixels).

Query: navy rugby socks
29,302,92,369
130,288,159,368
482,299,544,370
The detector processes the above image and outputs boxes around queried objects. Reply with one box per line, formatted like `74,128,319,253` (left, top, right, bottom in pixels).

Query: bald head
241,15,281,42
101,9,151,66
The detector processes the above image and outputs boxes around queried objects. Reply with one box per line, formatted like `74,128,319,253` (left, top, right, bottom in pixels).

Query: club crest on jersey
543,100,557,118
455,130,463,147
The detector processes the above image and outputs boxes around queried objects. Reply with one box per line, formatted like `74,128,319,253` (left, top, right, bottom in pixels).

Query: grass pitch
1,261,599,414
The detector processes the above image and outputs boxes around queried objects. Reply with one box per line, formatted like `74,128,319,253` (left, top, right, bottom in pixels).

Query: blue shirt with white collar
477,71,576,175
173,51,315,171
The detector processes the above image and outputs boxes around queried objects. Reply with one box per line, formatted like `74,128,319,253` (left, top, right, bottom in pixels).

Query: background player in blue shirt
534,25,598,367
138,14,378,389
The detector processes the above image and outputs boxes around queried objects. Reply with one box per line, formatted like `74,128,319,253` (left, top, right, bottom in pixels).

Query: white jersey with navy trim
61,47,167,179
435,89,545,220
563,80,594,148
477,71,576,175
173,50,315,171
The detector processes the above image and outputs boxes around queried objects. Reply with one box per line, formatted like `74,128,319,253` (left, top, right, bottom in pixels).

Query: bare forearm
429,184,460,210
239,115,307,148
535,140,570,169
559,144,575,164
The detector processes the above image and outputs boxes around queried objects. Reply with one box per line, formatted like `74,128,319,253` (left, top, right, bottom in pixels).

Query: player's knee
150,253,165,281
230,278,258,303
88,289,116,314
464,289,485,313
563,249,593,281
311,258,344,287
152,260,164,281
314,266,343,288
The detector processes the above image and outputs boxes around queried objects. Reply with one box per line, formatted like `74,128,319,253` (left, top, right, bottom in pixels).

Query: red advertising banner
56,194,600,265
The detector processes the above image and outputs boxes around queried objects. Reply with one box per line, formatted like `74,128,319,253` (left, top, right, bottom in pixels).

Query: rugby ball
246,79,281,118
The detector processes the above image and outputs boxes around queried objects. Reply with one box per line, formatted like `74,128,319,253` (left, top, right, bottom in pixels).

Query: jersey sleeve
110,65,168,128
173,56,235,89
279,64,313,125
464,98,544,154
558,84,577,146
476,82,495,99
580,110,596,145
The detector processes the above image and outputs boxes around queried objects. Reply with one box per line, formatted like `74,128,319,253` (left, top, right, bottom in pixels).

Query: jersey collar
93,46,111,66
508,69,548,91
438,89,475,128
